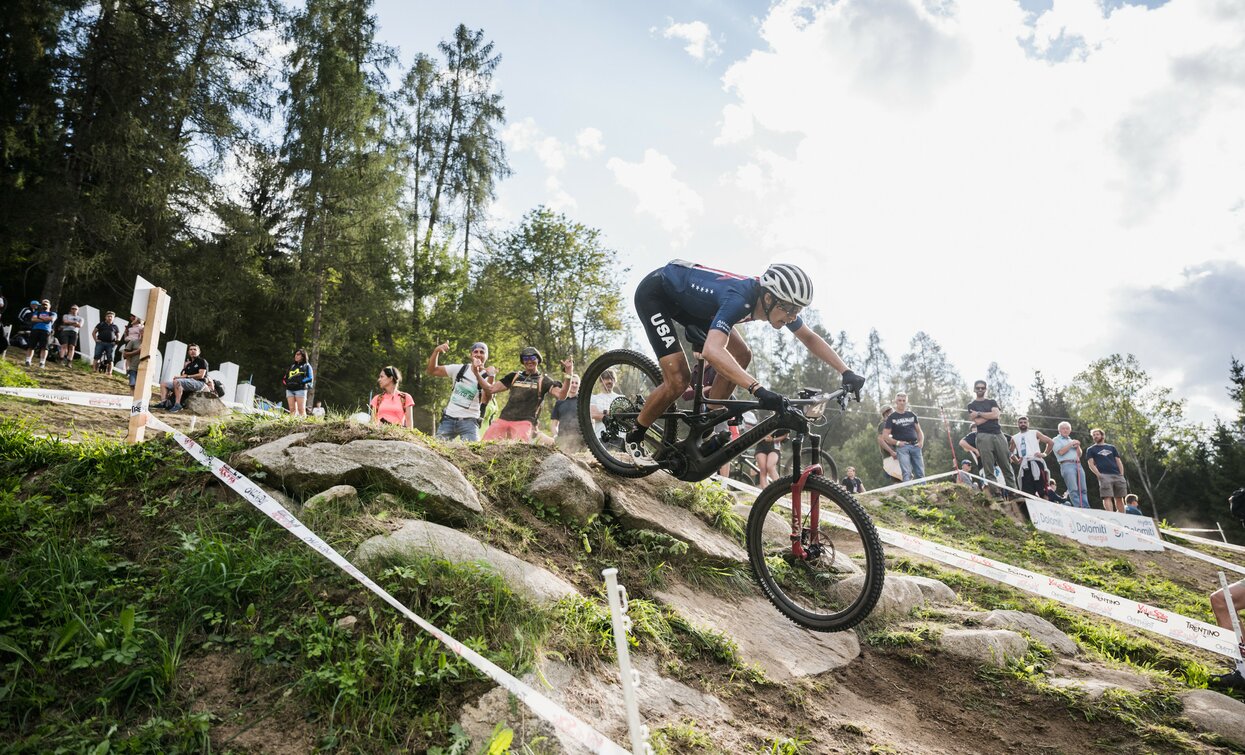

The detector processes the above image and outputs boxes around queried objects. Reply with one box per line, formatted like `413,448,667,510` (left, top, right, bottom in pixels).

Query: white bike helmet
759,263,814,308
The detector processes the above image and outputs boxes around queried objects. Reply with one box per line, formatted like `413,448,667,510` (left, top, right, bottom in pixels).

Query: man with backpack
426,341,496,441
1207,487,1245,689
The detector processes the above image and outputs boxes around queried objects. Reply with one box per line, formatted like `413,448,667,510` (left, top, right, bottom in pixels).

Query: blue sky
371,0,1244,424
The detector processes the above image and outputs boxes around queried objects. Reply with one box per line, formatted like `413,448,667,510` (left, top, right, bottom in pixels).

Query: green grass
0,360,37,388
663,481,746,541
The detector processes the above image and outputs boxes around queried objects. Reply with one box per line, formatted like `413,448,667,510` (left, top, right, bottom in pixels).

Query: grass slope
0,401,1242,752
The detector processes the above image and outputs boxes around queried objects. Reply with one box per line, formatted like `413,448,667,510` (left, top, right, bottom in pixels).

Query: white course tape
0,386,135,411
1162,528,1245,556
713,472,1242,659
135,411,631,754
864,470,957,495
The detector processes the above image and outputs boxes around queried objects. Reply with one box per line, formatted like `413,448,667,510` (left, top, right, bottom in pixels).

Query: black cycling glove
841,369,866,397
754,386,787,412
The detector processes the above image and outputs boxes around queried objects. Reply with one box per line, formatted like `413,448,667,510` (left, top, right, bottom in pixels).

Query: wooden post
127,288,167,444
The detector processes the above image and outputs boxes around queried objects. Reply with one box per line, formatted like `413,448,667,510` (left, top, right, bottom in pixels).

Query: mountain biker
626,260,865,450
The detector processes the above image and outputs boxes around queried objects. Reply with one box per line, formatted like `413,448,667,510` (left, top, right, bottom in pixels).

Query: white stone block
79,306,100,363
234,383,256,408
217,362,239,403
161,341,186,383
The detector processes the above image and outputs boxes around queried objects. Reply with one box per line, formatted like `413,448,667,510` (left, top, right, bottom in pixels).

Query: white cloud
607,149,704,246
575,127,605,157
502,117,607,210
714,104,754,145
544,175,577,211
660,19,722,61
709,0,1245,421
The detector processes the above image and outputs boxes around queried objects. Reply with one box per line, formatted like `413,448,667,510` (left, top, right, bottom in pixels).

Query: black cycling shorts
635,270,687,359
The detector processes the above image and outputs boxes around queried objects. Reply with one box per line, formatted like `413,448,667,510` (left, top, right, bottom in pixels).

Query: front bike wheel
781,447,838,482
577,349,674,478
746,475,884,631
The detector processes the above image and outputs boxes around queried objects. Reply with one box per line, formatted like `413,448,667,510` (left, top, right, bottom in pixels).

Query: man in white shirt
1011,416,1053,497
427,341,495,441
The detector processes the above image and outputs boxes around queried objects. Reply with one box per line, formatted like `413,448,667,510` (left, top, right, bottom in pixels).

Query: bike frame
650,355,841,483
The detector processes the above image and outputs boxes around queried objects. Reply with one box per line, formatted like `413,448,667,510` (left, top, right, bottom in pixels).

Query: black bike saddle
684,324,708,352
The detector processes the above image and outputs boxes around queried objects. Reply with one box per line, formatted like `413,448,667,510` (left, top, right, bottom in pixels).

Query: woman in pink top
370,366,414,427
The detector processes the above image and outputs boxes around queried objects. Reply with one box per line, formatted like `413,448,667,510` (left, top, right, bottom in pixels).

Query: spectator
1051,421,1089,508
877,406,901,481
959,429,981,470
370,366,414,427
1207,488,1245,690
841,466,866,494
1085,428,1128,513
25,299,56,368
57,304,83,365
754,427,789,487
967,380,1019,498
1123,493,1143,516
310,401,326,418
124,314,144,343
956,458,980,488
156,343,208,413
482,347,573,442
282,348,314,417
91,311,121,371
15,299,39,350
589,368,623,443
1011,416,1054,497
122,337,143,389
551,375,586,452
882,393,925,482
427,341,495,442
1043,479,1069,504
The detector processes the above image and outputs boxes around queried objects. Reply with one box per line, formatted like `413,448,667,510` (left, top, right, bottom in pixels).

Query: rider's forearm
701,342,756,391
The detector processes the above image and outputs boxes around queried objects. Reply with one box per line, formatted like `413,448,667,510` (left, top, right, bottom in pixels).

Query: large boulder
654,583,860,680
353,520,577,606
980,609,1079,656
1181,689,1245,746
183,393,230,417
1046,658,1153,700
237,436,482,521
525,454,605,526
938,628,1029,667
603,479,745,565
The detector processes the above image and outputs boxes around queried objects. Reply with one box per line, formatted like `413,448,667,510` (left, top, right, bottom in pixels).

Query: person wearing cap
57,305,84,365
482,347,573,442
25,299,56,368
427,341,497,441
956,458,978,488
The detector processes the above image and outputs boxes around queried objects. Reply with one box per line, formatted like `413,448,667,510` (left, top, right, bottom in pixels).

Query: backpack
1231,488,1245,526
454,364,492,418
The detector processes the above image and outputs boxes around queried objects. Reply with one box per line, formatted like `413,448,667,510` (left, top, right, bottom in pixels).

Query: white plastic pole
1219,522,1229,544
602,568,649,755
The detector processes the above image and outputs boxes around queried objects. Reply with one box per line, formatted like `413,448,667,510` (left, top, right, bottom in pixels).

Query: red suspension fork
789,464,822,559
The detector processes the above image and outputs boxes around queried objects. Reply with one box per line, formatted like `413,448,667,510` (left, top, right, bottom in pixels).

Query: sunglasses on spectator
520,356,539,362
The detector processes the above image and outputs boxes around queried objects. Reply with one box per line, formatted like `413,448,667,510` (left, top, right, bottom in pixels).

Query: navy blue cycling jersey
658,260,804,335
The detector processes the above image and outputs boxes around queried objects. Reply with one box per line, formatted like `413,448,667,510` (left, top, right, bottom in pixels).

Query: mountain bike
576,348,885,631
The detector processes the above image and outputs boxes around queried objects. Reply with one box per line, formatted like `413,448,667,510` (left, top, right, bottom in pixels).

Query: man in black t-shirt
966,380,1018,497
156,343,209,413
840,466,866,494
882,392,925,481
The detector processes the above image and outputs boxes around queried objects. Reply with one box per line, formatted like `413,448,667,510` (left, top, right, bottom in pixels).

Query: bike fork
788,433,823,560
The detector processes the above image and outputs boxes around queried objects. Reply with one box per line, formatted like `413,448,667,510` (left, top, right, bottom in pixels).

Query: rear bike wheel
746,474,885,631
577,349,675,478
781,447,838,482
